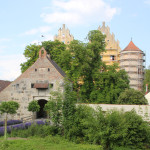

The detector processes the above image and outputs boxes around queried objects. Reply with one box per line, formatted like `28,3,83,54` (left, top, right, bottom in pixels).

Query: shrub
117,88,148,105
10,124,59,138
0,120,23,127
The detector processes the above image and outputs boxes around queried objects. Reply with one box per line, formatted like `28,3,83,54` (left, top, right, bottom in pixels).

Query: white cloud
41,0,118,25
0,54,26,81
22,26,51,36
144,0,150,4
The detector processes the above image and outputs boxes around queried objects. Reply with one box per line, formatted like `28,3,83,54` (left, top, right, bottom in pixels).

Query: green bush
10,125,59,138
62,105,150,150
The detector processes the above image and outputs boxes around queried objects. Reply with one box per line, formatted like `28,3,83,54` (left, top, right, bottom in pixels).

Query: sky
0,0,150,81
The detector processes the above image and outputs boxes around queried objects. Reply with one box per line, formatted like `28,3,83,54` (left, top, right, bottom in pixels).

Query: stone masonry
0,47,65,121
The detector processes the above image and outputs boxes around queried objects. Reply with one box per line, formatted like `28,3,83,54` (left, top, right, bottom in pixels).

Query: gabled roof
39,47,65,77
123,40,141,51
0,80,11,92
47,56,66,77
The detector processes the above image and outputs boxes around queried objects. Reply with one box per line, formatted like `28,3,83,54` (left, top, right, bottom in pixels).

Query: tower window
110,55,115,61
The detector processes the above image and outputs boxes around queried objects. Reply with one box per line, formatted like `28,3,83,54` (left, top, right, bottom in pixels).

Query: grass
0,135,103,150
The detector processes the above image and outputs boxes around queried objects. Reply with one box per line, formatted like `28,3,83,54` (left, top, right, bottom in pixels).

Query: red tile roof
0,80,11,92
124,41,141,51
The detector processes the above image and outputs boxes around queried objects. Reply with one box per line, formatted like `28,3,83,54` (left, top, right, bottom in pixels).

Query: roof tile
124,41,141,51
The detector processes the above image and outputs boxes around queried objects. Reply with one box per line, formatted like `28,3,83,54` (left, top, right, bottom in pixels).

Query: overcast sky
0,0,150,81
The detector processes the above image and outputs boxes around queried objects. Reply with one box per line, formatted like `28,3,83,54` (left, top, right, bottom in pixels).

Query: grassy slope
0,136,103,150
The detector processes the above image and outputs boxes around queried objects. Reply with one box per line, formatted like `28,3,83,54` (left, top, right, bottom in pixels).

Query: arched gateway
36,99,48,119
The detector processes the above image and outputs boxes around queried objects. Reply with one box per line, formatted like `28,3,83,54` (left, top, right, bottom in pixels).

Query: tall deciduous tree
143,66,150,92
90,63,130,104
0,101,19,140
117,88,148,105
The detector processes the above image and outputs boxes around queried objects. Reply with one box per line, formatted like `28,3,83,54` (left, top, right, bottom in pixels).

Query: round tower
120,40,145,91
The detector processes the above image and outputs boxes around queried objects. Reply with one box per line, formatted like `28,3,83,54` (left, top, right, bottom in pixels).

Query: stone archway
36,99,48,119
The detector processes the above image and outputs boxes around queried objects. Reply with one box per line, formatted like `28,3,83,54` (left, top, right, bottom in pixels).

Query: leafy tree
78,30,106,101
28,100,40,123
0,101,19,140
44,90,63,128
20,44,41,73
62,80,77,138
90,63,130,104
143,66,150,92
124,110,150,149
117,88,148,105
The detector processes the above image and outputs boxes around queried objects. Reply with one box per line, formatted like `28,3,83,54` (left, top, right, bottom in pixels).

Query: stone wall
84,104,150,121
0,48,65,121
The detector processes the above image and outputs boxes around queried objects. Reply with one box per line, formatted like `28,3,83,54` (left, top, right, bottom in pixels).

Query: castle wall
83,104,150,121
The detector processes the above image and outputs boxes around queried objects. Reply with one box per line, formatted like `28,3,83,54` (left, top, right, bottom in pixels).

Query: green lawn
0,136,103,150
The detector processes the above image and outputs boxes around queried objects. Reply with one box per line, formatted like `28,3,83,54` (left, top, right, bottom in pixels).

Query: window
35,68,37,72
110,55,115,61
48,68,50,72
16,84,19,90
31,84,34,88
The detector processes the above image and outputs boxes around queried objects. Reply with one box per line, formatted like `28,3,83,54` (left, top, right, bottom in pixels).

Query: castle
54,23,145,91
0,23,147,121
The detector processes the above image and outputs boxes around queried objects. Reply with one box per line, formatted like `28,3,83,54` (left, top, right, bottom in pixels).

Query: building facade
98,22,121,66
120,41,145,91
0,47,65,120
54,24,74,45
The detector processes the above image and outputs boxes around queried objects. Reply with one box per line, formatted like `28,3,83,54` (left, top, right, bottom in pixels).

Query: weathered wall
0,49,65,121
84,104,150,121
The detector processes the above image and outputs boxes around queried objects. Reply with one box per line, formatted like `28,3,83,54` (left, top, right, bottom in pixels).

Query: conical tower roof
123,40,141,51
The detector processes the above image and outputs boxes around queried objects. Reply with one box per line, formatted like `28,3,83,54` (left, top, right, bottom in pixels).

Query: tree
62,80,77,138
117,88,148,105
143,66,150,92
0,101,19,140
28,100,40,123
90,63,130,104
44,90,63,128
78,30,106,101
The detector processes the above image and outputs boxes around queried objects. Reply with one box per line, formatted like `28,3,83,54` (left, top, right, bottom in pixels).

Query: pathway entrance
36,99,48,119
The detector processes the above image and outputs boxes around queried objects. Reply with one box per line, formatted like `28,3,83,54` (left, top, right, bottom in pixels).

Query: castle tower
98,22,121,66
54,24,74,44
120,40,145,91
